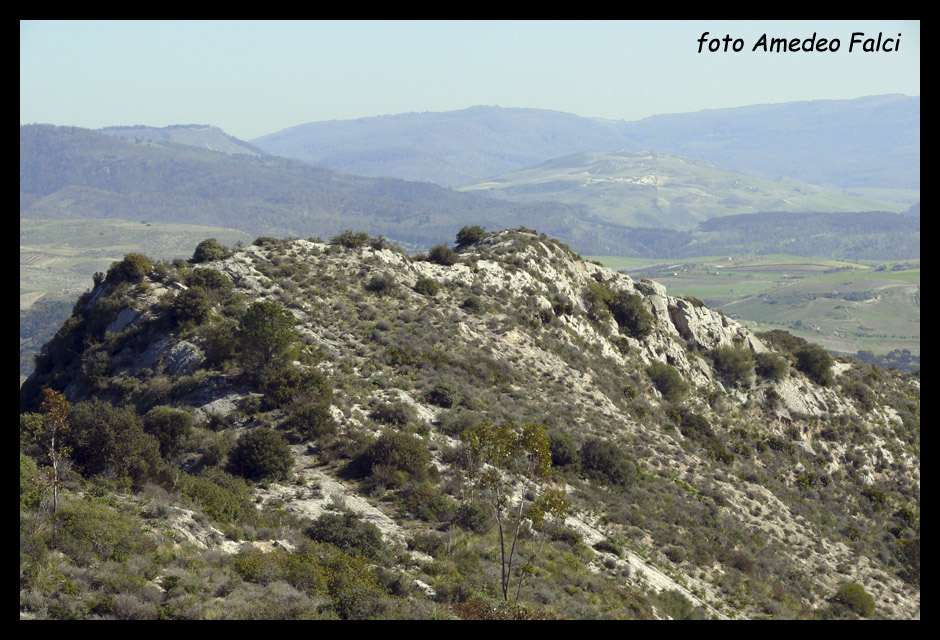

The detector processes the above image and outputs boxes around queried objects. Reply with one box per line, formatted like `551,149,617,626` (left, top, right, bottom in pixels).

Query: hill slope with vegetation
20,228,919,619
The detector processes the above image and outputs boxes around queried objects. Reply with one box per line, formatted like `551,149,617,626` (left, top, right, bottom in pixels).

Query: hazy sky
21,20,920,141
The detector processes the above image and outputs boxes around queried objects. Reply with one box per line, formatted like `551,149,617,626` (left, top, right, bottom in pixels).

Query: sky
20,20,920,142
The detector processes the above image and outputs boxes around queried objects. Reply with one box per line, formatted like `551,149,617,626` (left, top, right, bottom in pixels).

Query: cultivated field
589,254,920,357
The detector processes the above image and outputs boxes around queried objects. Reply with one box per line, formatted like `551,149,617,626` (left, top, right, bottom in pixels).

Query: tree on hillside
238,301,298,377
39,388,71,519
192,238,227,263
459,421,569,604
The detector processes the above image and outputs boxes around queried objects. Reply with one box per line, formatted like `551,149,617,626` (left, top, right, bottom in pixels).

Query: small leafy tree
459,422,570,603
455,225,486,247
39,388,71,519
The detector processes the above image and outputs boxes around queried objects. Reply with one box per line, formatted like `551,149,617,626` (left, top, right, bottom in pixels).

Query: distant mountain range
19,124,600,252
251,95,920,190
458,149,909,229
100,124,267,156
21,123,918,258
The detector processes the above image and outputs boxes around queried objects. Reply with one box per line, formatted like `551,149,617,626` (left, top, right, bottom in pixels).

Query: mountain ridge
251,95,919,190
20,227,920,619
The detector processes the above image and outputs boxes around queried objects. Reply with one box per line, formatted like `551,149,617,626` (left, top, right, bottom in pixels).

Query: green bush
461,295,485,313
364,272,397,295
227,427,293,481
428,244,460,266
842,380,875,411
426,382,460,408
369,401,417,427
170,287,211,326
184,268,234,300
306,512,384,559
143,406,193,458
711,345,754,386
330,230,371,249
177,468,252,524
549,431,579,468
258,364,332,410
20,453,42,510
678,410,714,440
105,253,153,285
56,498,155,564
579,437,634,487
413,277,442,297
66,399,167,489
285,400,337,440
646,361,689,402
238,301,298,376
455,225,487,246
754,351,789,381
794,343,834,386
192,238,227,263
593,539,621,556
364,431,430,477
834,582,875,618
607,290,655,339
755,329,807,354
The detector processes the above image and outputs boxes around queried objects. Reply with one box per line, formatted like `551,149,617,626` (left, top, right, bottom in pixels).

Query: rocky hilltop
20,228,919,620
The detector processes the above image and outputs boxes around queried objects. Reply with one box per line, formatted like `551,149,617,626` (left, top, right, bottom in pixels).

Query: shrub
426,381,460,408
258,365,332,410
756,329,807,354
843,380,875,411
579,437,634,487
678,410,714,440
646,361,689,402
330,230,371,249
66,399,167,488
228,428,293,481
711,345,754,386
238,301,298,376
285,400,337,440
364,272,397,295
143,406,193,458
455,225,487,247
754,351,789,381
437,409,483,438
428,244,460,266
593,539,621,556
413,277,442,297
192,238,227,263
455,501,491,533
549,431,579,468
170,287,211,326
177,468,252,524
185,268,234,300
306,512,384,559
461,295,485,313
20,453,42,510
607,290,655,339
369,401,417,427
794,343,834,386
105,253,152,285
56,498,154,564
834,582,875,618
364,431,430,476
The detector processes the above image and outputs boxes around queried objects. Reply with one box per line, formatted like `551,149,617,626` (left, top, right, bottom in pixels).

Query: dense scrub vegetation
19,228,919,620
